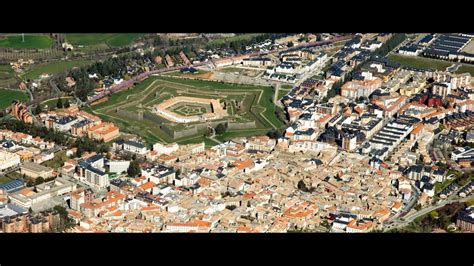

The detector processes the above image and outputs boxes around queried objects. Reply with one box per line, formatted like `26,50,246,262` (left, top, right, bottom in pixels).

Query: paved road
383,194,474,231
273,82,283,108
208,126,222,145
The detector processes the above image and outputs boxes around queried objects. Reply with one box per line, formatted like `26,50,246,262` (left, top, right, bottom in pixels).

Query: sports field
0,34,53,49
87,76,285,145
65,33,146,48
0,89,28,108
21,59,95,80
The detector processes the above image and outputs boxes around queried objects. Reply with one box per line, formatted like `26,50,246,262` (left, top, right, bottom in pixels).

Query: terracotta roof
232,159,254,170
139,181,156,191
411,123,424,135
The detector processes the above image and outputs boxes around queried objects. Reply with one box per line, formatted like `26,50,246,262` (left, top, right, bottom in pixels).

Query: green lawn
277,89,291,100
65,33,145,47
455,65,474,76
156,76,284,128
0,89,28,108
0,65,13,72
0,34,53,49
218,67,246,74
0,176,12,184
215,128,270,142
41,150,68,169
39,96,73,109
88,76,284,145
434,178,455,194
388,54,474,75
92,76,160,110
106,34,146,47
207,33,263,46
21,59,95,81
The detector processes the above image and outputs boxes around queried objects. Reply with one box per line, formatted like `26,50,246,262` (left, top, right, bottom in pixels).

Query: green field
41,150,68,169
388,54,474,75
0,65,12,72
21,59,95,80
0,34,53,49
217,67,246,74
65,33,146,47
277,89,291,100
0,64,17,89
388,54,452,71
207,34,263,46
40,96,73,109
0,89,28,108
0,176,12,184
455,65,474,76
87,76,284,145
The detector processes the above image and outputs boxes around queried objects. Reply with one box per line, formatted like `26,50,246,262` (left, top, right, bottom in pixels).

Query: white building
153,143,179,155
0,150,21,172
9,177,76,209
451,147,474,161
108,160,130,174
114,140,148,155
84,167,109,189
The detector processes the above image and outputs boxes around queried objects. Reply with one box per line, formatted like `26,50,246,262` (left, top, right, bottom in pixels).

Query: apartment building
0,150,21,173
341,78,382,99
87,122,120,142
10,101,33,124
114,140,148,155
368,116,419,160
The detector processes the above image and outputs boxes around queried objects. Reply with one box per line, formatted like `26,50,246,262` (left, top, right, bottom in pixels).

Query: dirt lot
181,71,214,80
461,39,474,54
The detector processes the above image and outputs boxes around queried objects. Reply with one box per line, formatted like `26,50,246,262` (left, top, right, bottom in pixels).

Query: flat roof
21,161,52,173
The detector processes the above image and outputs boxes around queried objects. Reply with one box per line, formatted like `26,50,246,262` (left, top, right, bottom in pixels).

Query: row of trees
55,97,70,109
373,33,407,57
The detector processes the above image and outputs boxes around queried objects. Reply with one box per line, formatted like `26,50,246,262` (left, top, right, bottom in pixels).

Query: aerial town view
0,33,473,233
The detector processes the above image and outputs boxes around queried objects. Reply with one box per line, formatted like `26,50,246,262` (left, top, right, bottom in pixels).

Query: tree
153,35,163,46
28,207,33,213
267,129,283,139
56,97,63,109
215,123,227,135
53,205,75,232
63,99,70,108
287,41,294,48
34,176,45,186
321,219,331,230
34,105,42,115
127,160,141,177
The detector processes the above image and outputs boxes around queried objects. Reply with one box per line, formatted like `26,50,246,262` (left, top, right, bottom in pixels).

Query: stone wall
116,109,143,121
227,121,256,130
